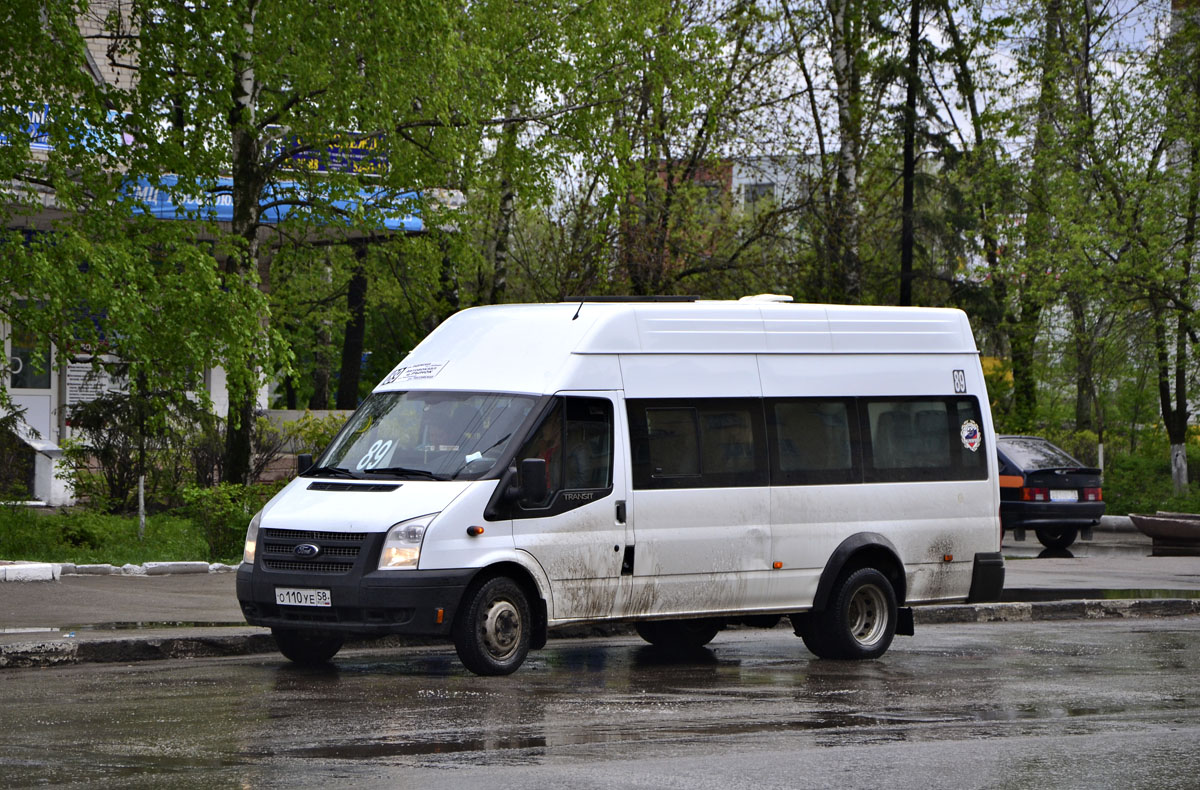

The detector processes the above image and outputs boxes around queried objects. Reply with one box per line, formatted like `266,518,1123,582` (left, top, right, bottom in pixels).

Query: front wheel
794,567,897,660
272,628,344,666
453,576,532,676
1036,526,1078,550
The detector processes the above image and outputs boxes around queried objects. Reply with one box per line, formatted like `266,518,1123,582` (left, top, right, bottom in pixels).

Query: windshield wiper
302,465,359,479
361,466,448,481
450,433,512,479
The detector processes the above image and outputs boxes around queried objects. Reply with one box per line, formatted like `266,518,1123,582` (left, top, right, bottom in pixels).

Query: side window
644,407,701,479
515,396,614,511
629,399,767,490
953,398,988,477
863,397,987,482
516,400,563,508
564,398,614,489
768,399,858,485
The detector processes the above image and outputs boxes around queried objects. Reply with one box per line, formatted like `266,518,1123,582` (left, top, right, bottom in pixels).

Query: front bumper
237,562,476,637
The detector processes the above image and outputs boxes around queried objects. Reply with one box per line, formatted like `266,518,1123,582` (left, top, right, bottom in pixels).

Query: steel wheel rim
481,598,521,660
848,583,888,647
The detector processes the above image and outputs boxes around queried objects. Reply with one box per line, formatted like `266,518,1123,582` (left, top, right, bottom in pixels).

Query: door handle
615,500,626,524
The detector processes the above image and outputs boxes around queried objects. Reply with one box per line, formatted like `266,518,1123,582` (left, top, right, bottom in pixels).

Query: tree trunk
828,0,863,301
489,107,519,304
1007,293,1042,432
899,0,920,306
309,260,333,410
222,1,264,486
336,241,369,410
1069,295,1095,433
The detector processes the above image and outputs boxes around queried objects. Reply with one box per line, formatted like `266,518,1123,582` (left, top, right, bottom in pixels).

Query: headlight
378,513,437,570
243,510,262,565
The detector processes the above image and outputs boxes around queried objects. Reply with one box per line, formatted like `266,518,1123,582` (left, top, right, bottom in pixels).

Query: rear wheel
453,576,532,676
272,628,344,666
634,618,723,649
1036,526,1078,550
794,567,897,660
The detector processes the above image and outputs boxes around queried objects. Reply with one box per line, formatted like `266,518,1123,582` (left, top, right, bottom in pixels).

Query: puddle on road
275,712,964,761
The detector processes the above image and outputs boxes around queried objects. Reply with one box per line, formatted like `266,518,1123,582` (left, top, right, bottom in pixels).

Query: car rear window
998,437,1081,470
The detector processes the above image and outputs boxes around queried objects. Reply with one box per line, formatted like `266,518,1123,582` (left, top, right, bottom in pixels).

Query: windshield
314,391,538,480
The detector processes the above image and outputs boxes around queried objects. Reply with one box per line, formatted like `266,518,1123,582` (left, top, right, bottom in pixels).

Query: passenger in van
519,410,563,506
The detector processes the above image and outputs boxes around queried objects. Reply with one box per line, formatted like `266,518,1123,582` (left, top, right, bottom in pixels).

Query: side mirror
296,453,314,476
518,458,549,506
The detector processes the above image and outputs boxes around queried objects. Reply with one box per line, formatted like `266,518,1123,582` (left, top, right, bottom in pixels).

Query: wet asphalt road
2,617,1198,789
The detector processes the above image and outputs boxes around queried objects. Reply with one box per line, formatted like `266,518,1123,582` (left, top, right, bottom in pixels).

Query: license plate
275,587,332,607
1050,489,1079,502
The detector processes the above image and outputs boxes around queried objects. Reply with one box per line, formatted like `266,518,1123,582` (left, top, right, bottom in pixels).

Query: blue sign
0,105,131,151
126,175,422,232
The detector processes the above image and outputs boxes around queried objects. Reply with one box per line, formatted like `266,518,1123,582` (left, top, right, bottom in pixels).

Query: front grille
263,559,355,574
265,529,367,542
259,528,368,575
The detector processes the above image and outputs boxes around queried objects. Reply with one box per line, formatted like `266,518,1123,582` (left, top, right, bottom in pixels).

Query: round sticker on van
960,420,982,452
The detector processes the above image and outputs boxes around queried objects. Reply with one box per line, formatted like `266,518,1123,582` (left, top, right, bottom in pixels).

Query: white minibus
237,296,1005,674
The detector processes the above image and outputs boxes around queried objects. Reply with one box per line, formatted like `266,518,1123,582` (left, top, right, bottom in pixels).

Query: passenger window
629,399,767,490
769,399,858,485
564,398,614,489
863,397,986,482
515,397,614,510
645,407,701,478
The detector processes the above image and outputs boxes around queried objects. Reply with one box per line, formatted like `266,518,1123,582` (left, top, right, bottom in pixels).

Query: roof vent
738,294,794,303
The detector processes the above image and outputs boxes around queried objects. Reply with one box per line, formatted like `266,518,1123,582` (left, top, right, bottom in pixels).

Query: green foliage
1103,445,1200,517
57,392,201,513
179,482,283,563
279,412,349,459
0,508,209,565
0,396,35,501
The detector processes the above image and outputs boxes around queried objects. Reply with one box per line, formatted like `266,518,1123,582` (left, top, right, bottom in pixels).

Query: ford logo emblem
294,543,322,559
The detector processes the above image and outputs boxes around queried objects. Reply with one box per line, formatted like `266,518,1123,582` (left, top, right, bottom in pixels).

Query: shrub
179,482,283,561
280,411,348,458
60,392,207,513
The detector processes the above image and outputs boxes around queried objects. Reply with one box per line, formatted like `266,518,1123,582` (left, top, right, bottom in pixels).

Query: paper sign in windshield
381,361,446,386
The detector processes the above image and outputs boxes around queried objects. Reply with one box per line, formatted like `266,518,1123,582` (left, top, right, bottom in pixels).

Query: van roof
375,299,979,395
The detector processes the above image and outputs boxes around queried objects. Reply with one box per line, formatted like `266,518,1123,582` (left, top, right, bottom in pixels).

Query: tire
272,628,344,666
634,618,722,649
1036,526,1078,550
453,576,532,676
795,567,897,660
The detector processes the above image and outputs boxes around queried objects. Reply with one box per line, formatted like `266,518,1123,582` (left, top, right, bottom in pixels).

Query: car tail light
1084,487,1102,501
1021,487,1049,502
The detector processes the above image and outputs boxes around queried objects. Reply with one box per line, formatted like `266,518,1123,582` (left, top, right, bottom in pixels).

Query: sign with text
270,133,388,176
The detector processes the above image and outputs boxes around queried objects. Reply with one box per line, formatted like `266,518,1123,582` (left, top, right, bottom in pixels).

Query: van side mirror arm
484,465,522,521
483,459,550,520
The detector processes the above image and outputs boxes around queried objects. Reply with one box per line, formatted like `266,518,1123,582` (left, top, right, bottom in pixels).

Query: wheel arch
462,561,549,650
811,533,907,612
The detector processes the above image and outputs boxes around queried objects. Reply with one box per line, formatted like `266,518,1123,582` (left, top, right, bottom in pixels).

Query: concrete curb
0,561,241,581
3,599,1198,671
914,598,1200,624
0,632,279,669
0,563,62,582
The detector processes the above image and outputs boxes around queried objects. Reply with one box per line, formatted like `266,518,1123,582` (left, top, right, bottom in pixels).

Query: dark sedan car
996,435,1105,549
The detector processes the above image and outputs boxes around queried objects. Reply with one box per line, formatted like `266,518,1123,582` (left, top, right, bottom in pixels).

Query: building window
742,182,775,209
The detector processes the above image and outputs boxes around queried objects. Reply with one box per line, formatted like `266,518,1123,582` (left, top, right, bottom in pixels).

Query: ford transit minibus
237,296,1005,674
